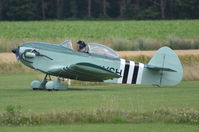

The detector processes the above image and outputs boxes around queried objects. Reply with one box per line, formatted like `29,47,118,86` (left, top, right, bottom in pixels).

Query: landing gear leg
31,74,49,90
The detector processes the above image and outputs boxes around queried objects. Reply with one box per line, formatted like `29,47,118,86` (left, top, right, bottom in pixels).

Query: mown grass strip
1,55,199,81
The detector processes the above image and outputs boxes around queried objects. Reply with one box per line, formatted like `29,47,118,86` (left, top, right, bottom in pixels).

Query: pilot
76,40,88,53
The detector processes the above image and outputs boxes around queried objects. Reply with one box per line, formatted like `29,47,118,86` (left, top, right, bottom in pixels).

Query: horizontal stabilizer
145,64,177,72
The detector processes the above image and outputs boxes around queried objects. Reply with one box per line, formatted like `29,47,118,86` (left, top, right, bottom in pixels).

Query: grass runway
0,73,199,131
0,73,199,113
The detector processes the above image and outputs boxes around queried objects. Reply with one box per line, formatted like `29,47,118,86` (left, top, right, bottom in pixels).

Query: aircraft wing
48,63,121,81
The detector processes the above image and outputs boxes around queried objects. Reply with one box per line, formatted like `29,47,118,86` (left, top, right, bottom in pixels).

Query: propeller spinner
12,47,20,60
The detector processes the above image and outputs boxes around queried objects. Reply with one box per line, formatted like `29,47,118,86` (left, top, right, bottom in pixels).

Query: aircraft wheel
31,80,47,90
46,80,67,91
31,80,41,90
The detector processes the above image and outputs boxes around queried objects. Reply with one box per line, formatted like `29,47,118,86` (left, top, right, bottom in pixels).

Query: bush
166,37,199,50
109,37,132,51
132,38,160,50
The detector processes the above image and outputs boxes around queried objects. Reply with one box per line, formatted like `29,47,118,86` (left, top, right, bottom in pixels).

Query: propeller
11,40,20,60
12,47,20,60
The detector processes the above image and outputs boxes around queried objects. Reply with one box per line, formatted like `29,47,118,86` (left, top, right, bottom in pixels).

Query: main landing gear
31,74,68,91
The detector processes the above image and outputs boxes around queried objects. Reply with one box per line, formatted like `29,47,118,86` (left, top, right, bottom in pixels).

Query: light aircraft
12,40,183,90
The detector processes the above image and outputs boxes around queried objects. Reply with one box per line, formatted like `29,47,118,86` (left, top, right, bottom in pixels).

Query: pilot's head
77,40,86,51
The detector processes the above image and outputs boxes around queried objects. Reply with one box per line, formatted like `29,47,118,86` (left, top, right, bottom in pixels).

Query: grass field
0,20,199,40
1,20,199,52
0,73,199,131
1,124,199,132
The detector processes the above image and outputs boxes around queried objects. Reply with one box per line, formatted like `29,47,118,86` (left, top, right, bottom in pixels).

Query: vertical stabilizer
142,47,183,86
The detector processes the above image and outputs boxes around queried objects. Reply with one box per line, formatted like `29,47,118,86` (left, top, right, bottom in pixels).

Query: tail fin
143,47,183,86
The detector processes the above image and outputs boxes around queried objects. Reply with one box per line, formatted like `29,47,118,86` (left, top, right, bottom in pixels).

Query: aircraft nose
12,47,20,60
12,48,18,54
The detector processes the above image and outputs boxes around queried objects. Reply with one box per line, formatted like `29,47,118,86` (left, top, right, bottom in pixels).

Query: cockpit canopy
87,43,119,58
59,40,119,58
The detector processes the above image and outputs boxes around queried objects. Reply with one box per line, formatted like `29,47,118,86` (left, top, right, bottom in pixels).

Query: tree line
0,0,199,21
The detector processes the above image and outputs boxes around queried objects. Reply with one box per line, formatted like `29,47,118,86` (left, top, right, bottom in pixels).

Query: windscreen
59,40,73,50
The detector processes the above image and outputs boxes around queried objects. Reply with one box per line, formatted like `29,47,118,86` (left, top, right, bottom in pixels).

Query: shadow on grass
1,86,118,92
67,87,114,91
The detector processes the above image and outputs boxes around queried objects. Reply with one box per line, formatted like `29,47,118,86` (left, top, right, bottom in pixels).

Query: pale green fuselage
19,42,183,86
